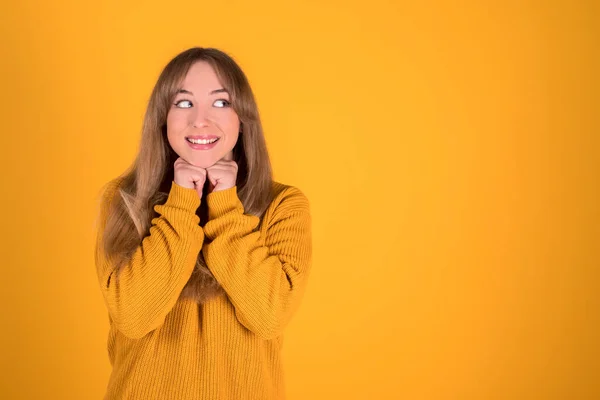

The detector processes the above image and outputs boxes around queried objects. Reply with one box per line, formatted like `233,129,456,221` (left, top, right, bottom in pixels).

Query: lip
185,137,220,150
186,135,220,140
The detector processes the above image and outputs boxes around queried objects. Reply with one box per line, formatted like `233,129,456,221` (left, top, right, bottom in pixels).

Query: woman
95,47,312,399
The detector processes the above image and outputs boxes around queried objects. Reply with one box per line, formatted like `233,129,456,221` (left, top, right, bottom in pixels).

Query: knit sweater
94,178,312,400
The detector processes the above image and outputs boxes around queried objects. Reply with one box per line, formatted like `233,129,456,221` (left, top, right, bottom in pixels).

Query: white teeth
187,137,218,144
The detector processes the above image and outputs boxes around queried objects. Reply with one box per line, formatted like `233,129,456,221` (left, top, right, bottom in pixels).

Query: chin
186,153,222,168
186,159,215,169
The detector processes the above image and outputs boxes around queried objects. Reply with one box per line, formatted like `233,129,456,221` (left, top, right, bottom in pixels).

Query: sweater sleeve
202,185,312,340
94,179,204,339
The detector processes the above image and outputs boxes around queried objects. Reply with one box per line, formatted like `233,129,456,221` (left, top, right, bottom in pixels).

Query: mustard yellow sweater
95,179,312,399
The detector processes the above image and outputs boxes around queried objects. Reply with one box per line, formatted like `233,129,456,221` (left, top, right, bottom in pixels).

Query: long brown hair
98,47,274,304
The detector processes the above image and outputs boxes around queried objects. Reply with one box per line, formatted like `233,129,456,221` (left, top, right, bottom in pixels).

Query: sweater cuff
206,186,243,219
164,181,201,211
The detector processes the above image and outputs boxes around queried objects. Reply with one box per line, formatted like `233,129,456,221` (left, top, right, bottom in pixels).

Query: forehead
180,61,223,90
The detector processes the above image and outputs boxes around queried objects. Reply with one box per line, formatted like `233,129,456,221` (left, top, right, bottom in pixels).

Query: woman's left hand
206,159,238,192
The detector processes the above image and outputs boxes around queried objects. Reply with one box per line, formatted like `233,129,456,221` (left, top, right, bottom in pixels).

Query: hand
173,157,207,199
206,152,238,193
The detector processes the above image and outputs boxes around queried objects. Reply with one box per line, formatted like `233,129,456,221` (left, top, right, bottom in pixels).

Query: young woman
95,47,312,399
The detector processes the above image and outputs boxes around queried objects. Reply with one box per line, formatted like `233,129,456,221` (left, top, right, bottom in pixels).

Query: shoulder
269,180,310,214
260,181,311,235
94,176,126,228
97,176,126,211
103,176,125,198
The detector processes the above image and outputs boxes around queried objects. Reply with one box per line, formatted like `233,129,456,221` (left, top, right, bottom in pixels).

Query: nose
191,107,210,128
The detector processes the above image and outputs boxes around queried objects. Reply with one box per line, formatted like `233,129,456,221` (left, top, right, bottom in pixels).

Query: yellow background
1,0,598,399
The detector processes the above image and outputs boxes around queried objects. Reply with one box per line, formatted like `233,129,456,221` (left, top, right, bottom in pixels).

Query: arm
94,179,204,339
202,185,312,340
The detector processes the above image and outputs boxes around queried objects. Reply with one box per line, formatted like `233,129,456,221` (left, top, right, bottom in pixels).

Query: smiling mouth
185,137,220,145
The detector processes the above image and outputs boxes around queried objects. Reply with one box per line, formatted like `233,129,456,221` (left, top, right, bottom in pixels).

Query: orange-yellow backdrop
0,0,598,399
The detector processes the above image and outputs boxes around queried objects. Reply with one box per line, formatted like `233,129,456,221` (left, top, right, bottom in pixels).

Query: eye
174,100,193,108
213,99,231,108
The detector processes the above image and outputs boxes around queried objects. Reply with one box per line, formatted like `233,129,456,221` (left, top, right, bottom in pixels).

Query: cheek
217,112,240,132
166,112,187,133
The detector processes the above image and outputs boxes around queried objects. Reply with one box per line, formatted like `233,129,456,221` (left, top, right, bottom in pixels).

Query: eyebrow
176,88,229,95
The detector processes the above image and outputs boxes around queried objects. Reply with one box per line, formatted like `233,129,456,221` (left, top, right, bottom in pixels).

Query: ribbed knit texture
94,179,312,400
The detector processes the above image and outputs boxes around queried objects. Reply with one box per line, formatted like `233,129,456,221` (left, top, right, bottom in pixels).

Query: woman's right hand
173,157,207,199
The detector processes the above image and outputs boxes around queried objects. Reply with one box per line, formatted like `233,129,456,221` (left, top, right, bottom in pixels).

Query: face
166,61,240,168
